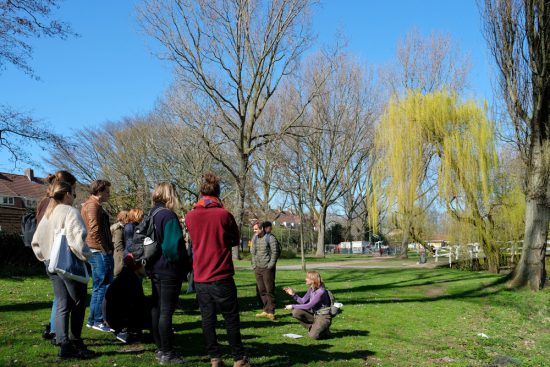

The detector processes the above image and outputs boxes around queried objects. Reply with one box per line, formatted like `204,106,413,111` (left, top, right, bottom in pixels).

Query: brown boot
233,357,251,367
211,358,226,367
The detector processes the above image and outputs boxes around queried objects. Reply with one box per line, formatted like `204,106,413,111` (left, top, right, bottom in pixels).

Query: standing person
37,170,78,342
283,271,332,340
111,211,128,277
123,208,144,256
185,173,250,367
251,221,280,320
81,180,114,332
31,181,95,358
148,183,189,365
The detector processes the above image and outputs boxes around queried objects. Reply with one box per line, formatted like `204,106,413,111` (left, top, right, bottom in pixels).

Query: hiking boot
71,340,96,359
211,357,226,367
233,357,251,367
255,311,268,318
265,313,275,321
58,341,94,359
42,323,55,340
92,322,114,333
158,351,186,365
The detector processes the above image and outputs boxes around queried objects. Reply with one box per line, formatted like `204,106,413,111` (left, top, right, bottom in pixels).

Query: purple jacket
291,286,331,313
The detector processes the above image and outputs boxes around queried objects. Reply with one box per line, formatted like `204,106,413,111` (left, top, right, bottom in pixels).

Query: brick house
0,169,47,234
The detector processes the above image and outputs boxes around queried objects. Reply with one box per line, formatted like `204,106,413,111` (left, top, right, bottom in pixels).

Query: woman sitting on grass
283,271,332,339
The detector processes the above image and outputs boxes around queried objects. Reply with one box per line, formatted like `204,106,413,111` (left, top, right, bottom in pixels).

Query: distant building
0,169,46,234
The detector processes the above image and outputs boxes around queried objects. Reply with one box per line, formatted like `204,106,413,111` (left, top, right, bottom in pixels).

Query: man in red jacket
185,173,250,367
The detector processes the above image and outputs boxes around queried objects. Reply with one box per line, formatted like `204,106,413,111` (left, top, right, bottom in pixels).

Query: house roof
0,172,47,199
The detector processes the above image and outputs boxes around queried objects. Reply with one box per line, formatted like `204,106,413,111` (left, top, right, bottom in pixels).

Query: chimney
24,168,34,181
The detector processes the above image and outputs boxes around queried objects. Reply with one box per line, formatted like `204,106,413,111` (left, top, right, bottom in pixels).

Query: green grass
1,262,550,366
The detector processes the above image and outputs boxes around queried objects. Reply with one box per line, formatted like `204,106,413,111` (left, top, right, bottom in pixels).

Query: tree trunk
233,166,248,260
316,207,327,257
509,198,550,289
399,228,409,259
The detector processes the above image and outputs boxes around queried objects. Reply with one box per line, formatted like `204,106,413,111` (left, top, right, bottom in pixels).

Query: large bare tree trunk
315,207,328,257
399,229,409,259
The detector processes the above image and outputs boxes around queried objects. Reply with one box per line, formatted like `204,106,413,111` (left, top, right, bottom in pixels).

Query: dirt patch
425,285,447,298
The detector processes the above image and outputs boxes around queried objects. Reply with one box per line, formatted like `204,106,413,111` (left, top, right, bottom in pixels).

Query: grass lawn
1,259,550,366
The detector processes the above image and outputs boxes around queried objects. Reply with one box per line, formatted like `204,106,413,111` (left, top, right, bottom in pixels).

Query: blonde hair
127,208,144,224
306,271,324,289
45,181,74,218
116,210,128,223
152,182,181,212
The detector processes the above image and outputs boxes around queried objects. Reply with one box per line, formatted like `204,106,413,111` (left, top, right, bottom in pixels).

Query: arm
267,235,280,269
290,288,326,311
66,208,92,261
31,219,47,262
161,217,184,262
84,201,103,250
112,224,124,252
251,235,257,268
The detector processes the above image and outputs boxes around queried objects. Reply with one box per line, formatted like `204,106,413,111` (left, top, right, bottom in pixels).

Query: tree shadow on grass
244,340,374,366
0,301,51,312
333,272,512,306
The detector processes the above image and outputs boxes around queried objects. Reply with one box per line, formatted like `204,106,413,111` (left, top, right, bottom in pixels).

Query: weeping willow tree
374,90,502,271
374,91,437,257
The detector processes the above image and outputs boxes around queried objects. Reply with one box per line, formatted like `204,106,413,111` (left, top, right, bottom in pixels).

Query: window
25,198,37,208
1,196,15,205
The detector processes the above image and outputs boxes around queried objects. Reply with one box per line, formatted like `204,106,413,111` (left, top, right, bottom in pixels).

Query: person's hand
285,305,293,310
283,287,295,296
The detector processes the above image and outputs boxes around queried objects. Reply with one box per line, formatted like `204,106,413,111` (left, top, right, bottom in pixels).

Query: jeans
195,278,245,361
44,262,57,333
151,274,182,353
87,252,114,325
291,308,331,339
48,270,87,345
255,266,276,314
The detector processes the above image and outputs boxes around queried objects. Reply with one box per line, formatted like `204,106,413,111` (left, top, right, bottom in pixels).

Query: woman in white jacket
32,181,94,359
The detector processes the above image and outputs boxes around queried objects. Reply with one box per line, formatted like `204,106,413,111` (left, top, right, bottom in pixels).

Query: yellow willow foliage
372,90,498,242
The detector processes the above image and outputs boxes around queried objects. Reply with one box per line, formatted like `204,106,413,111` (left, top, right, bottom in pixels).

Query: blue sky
0,0,493,176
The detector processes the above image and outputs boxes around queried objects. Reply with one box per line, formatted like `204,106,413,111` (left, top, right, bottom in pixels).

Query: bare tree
481,0,550,289
0,0,74,164
138,0,316,255
298,51,378,257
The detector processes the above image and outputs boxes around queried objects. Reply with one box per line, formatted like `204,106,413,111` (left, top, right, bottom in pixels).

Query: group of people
30,170,334,366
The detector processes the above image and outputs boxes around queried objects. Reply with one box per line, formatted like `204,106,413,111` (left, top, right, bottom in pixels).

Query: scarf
194,195,223,209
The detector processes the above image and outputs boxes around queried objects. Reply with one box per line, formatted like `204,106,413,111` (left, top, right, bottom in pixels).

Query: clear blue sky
0,0,493,176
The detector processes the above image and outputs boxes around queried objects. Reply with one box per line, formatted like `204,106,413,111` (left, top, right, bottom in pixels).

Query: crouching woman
283,271,332,339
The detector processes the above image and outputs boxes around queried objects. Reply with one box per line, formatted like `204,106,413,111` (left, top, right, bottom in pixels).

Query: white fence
433,244,550,267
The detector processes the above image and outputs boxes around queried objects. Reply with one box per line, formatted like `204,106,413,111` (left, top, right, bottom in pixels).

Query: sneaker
92,322,114,333
42,323,54,340
158,351,186,365
255,311,268,318
85,322,92,328
116,331,129,343
265,313,275,321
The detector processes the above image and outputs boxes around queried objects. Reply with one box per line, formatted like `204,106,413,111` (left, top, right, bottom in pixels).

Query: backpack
264,232,282,256
21,212,37,247
317,288,341,317
128,207,167,263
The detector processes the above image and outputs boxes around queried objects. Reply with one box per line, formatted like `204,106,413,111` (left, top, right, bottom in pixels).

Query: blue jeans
45,262,57,333
195,278,245,361
87,252,114,325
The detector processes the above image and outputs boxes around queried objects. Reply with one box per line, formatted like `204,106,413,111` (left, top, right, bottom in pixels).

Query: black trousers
151,274,182,353
195,278,245,361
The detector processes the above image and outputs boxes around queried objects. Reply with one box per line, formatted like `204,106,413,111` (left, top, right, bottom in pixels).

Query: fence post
449,246,452,268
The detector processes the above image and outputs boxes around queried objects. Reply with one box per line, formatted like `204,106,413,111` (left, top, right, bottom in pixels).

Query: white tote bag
48,228,89,284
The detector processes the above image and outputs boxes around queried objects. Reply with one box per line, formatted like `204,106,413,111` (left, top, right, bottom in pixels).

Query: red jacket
185,205,239,283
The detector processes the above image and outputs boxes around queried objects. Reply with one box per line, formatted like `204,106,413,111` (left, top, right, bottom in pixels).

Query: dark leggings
151,274,182,353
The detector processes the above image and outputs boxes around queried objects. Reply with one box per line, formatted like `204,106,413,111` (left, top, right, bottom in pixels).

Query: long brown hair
306,271,324,289
45,181,74,218
45,171,77,196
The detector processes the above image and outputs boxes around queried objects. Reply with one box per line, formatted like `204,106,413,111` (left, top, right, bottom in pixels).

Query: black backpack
21,212,37,247
128,207,166,263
